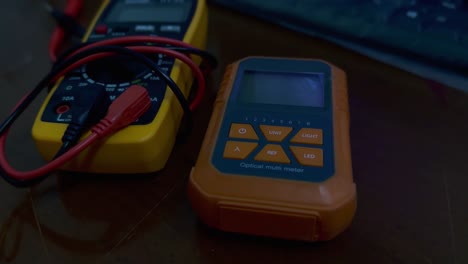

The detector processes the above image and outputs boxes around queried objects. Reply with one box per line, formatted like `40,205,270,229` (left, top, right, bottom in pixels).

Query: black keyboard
210,0,468,91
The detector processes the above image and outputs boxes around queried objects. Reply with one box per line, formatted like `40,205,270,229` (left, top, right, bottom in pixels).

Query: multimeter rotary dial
82,55,152,86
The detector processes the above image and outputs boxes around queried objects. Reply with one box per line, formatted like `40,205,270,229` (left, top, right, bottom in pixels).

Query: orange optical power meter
189,57,356,241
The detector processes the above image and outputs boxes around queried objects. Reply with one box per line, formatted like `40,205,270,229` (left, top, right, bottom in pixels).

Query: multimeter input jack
55,103,71,114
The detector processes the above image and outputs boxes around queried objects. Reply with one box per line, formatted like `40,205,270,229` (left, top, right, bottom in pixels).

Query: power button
229,123,259,140
95,24,108,34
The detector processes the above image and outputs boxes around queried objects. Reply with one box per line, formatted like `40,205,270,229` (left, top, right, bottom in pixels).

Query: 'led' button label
290,146,323,167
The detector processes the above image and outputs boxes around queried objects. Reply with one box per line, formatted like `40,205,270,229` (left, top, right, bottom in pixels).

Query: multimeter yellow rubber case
31,0,208,173
188,57,356,241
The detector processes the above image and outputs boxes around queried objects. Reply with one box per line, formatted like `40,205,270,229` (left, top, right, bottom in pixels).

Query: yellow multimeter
188,57,356,241
31,0,208,173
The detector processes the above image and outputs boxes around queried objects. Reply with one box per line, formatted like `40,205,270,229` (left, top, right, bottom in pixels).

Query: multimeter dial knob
83,55,150,85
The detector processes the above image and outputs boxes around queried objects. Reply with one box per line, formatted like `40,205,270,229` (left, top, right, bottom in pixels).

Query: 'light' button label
291,128,323,145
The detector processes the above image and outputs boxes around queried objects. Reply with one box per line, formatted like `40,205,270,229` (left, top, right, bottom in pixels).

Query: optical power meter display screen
238,71,325,107
106,2,192,23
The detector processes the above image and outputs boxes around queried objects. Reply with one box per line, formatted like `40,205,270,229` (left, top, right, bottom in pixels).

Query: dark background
0,1,467,263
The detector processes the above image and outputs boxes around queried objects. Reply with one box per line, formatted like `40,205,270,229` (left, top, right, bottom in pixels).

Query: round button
55,104,70,114
94,24,108,34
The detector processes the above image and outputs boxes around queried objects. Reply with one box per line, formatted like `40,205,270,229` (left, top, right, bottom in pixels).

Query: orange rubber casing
188,57,356,241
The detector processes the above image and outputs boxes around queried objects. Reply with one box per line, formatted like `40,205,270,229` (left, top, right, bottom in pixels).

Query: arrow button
223,141,258,160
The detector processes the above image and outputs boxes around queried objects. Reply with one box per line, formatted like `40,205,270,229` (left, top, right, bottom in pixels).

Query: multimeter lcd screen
238,71,325,107
106,2,192,23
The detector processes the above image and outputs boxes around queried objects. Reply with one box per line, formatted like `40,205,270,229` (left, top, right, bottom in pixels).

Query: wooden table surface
0,1,467,263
